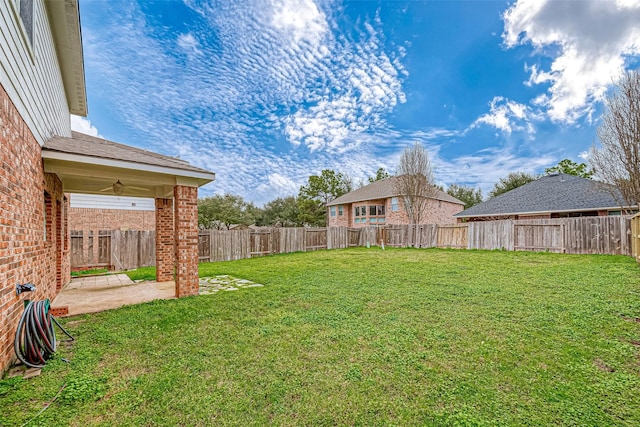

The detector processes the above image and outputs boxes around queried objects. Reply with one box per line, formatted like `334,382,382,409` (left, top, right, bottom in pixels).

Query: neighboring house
454,173,637,222
326,176,464,227
0,1,215,373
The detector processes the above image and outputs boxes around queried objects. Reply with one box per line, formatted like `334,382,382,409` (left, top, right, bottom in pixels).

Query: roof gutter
454,206,637,218
45,0,87,116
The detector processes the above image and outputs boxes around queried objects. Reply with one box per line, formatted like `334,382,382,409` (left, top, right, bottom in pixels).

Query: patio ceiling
42,132,215,198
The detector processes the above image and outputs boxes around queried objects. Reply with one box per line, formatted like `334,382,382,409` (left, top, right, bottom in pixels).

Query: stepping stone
225,287,239,291
246,284,264,287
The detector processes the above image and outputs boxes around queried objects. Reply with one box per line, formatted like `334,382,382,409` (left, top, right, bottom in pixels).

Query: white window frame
10,0,35,57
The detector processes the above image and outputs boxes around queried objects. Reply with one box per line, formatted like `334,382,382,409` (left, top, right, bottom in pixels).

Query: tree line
198,157,591,229
199,70,640,228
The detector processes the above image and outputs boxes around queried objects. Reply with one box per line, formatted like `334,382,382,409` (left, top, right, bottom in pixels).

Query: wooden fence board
306,228,328,251
468,220,513,250
70,216,634,270
632,214,640,262
437,225,468,249
347,228,361,247
98,230,111,264
70,231,83,267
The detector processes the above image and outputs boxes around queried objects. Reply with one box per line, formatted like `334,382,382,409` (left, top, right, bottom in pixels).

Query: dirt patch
593,358,615,372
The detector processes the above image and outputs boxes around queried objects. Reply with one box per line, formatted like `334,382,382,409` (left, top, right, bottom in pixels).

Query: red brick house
0,0,215,373
327,176,464,227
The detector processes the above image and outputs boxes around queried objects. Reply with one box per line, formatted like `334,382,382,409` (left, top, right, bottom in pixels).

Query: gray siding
0,0,71,146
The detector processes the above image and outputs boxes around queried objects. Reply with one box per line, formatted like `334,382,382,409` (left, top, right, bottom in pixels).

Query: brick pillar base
155,198,174,282
174,185,199,297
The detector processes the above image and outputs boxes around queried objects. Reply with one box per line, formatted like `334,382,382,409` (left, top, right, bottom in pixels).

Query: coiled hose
14,299,74,368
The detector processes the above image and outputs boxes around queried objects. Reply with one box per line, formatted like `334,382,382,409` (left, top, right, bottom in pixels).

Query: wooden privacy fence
632,213,640,263
468,217,632,255
70,216,633,269
198,216,631,262
70,230,155,270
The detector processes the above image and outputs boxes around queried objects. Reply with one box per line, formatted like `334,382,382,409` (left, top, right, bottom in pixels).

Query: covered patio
51,273,175,316
42,131,215,306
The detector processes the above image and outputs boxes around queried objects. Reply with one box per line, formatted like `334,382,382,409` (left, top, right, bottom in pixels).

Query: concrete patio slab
52,274,175,316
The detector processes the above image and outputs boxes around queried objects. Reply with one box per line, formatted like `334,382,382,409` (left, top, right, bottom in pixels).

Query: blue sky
72,0,640,205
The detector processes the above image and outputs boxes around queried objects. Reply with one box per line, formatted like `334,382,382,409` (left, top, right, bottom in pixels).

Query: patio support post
155,198,175,282
174,185,199,297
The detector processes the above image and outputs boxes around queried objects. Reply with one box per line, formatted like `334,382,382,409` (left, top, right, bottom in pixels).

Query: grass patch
124,266,156,282
2,248,640,425
70,268,109,277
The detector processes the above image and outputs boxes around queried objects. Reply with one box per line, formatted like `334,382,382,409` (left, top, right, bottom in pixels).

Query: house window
330,206,336,217
11,0,34,48
391,197,399,211
338,205,343,216
367,204,386,222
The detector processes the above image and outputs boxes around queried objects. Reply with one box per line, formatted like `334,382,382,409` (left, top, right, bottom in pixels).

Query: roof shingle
454,173,630,218
327,176,464,206
43,131,213,175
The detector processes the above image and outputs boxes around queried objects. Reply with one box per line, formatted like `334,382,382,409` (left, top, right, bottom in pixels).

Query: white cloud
70,114,101,137
503,0,640,123
177,33,202,55
270,0,328,46
472,97,538,135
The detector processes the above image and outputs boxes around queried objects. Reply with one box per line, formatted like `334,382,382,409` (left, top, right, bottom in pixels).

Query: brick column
155,198,175,282
174,185,199,297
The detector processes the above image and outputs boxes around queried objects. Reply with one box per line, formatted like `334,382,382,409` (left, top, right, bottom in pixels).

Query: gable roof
43,131,214,177
327,176,464,206
454,173,631,218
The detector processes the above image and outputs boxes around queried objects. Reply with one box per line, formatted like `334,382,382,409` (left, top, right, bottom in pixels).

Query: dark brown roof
327,176,464,206
43,131,214,175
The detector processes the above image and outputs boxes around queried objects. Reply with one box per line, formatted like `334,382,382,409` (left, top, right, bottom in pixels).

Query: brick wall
155,198,174,282
174,186,199,297
327,204,350,227
0,84,67,373
336,197,463,227
69,207,155,232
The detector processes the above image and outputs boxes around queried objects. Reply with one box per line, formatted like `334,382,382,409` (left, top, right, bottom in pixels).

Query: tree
544,159,593,178
298,169,353,226
446,184,483,209
368,167,391,183
197,194,259,229
256,196,301,227
394,142,436,225
488,171,538,199
590,70,640,209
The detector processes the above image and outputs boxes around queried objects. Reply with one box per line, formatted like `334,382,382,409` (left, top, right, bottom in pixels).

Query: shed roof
454,173,631,218
327,176,464,206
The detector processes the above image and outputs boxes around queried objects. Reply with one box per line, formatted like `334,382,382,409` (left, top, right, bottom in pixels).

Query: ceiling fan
98,180,151,195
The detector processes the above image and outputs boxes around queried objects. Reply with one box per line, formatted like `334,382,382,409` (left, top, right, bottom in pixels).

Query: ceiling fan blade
127,186,151,192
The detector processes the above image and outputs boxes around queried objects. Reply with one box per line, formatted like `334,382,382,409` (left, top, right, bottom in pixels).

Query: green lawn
2,248,640,426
